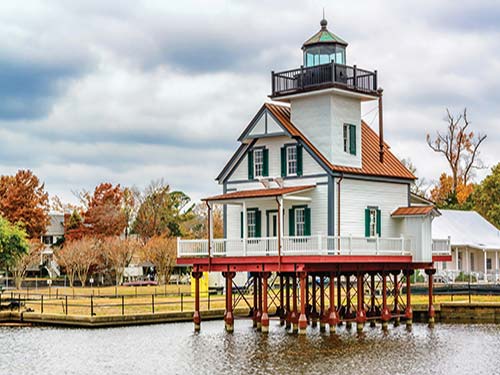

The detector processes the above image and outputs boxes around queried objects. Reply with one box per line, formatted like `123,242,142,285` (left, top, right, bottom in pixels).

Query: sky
1,0,499,206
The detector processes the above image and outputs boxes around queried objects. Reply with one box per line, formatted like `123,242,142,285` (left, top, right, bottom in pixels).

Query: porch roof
391,205,440,218
202,185,315,202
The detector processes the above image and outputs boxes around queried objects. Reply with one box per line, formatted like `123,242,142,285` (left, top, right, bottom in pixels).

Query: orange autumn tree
82,183,127,237
0,170,49,238
430,173,474,207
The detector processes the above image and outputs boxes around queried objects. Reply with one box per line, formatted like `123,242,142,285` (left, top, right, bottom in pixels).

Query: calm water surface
1,321,500,375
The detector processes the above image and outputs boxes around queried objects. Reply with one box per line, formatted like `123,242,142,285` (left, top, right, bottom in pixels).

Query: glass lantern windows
303,45,346,67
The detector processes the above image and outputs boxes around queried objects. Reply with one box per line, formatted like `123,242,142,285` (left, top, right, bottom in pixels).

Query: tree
184,203,224,239
133,180,194,239
122,187,139,238
430,173,474,209
472,163,500,229
0,170,49,238
401,158,427,196
83,183,127,237
11,240,42,289
0,216,29,270
140,236,176,285
64,209,87,242
102,236,142,285
427,109,486,194
58,237,98,287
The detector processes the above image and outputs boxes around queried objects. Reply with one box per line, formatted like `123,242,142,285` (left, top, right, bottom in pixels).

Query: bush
454,271,477,282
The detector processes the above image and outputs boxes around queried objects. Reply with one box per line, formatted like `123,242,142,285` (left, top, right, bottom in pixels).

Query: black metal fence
271,62,377,97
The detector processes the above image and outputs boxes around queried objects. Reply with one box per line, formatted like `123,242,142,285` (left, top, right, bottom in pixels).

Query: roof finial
320,8,328,30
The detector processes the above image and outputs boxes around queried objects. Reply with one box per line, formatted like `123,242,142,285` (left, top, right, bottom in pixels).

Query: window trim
286,145,297,176
368,208,377,237
295,207,305,237
343,124,350,154
253,148,264,178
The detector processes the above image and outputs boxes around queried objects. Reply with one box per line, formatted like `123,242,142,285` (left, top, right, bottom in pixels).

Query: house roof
264,103,416,180
432,210,500,250
203,185,315,202
391,206,439,217
302,19,348,48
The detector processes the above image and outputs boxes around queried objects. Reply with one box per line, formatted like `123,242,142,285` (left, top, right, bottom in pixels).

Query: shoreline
2,303,500,328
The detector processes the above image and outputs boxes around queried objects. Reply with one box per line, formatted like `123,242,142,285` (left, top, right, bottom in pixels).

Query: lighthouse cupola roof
302,18,348,67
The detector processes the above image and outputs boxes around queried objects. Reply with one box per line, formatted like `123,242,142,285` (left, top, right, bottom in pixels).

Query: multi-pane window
247,211,256,238
369,208,378,237
343,124,356,155
42,236,53,245
287,146,297,175
254,149,263,178
295,208,305,236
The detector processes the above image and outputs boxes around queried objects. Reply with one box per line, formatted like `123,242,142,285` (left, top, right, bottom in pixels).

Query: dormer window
287,146,297,175
280,144,303,177
254,149,264,177
343,124,356,155
247,148,268,180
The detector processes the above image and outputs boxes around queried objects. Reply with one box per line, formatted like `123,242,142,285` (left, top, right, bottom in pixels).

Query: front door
269,212,278,237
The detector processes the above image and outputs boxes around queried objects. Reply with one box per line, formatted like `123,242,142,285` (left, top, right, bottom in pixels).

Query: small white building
434,210,500,281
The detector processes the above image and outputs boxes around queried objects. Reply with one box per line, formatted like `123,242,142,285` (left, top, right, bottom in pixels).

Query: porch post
496,251,499,281
484,249,488,282
206,202,212,258
455,248,459,271
278,196,283,256
242,201,247,256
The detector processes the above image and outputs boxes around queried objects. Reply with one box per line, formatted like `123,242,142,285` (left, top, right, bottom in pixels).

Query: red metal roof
203,185,315,202
264,103,416,180
391,206,438,217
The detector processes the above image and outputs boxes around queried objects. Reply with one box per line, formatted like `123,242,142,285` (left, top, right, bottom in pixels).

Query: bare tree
401,158,428,196
427,108,487,192
102,236,142,285
140,236,176,285
11,240,42,289
58,237,98,287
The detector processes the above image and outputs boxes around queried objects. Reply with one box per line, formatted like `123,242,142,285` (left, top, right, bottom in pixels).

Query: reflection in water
1,321,499,375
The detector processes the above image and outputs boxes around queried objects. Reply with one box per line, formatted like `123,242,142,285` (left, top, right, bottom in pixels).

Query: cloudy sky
1,0,499,205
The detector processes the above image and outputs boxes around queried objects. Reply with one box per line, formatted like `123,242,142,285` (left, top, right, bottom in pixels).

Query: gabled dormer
270,18,381,170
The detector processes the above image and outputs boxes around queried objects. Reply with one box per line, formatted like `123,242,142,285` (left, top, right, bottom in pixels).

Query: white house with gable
178,18,450,266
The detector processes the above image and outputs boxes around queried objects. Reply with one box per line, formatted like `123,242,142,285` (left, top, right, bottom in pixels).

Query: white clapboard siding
336,178,408,238
290,93,362,169
227,135,326,182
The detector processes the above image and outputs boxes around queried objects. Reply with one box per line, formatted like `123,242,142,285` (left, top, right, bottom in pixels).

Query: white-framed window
42,236,53,245
254,149,264,178
343,124,350,153
369,208,377,237
247,210,256,238
343,124,356,155
295,207,305,236
287,146,297,175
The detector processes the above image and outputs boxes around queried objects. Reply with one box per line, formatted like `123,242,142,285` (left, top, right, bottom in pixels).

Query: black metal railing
271,62,378,97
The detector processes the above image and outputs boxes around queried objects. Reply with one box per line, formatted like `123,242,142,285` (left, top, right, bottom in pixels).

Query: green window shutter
288,208,295,236
248,151,254,180
376,209,381,237
240,211,243,238
255,209,262,238
349,125,356,155
297,144,303,176
263,149,269,177
280,147,286,177
304,207,311,236
364,208,370,237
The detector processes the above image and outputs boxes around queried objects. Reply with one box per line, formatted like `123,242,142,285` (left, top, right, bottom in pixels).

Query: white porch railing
177,235,422,257
432,237,451,255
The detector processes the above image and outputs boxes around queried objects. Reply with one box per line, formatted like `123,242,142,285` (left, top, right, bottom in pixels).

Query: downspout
377,88,385,163
337,173,344,252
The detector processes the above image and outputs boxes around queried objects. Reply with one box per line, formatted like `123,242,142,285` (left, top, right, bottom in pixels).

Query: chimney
377,88,385,163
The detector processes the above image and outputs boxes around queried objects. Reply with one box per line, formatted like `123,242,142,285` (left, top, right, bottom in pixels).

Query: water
1,321,500,375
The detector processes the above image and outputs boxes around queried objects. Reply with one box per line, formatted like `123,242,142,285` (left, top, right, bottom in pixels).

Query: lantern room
302,18,348,67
